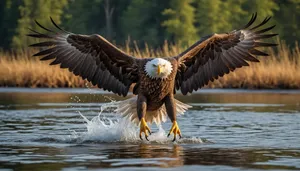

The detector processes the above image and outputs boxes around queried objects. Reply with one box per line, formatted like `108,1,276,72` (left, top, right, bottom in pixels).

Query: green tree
0,0,299,51
224,0,248,29
63,0,104,35
119,0,169,47
162,0,197,46
241,0,279,35
0,0,21,50
244,0,279,17
12,0,68,49
274,0,300,46
64,0,132,43
195,0,247,36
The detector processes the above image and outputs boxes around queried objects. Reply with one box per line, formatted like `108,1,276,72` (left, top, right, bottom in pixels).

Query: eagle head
144,58,173,79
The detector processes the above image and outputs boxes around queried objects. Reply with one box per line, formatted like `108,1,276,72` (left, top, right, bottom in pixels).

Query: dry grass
1,39,300,89
0,50,86,88
206,41,300,89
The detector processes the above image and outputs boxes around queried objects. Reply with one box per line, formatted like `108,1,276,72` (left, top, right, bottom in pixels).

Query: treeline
0,0,299,50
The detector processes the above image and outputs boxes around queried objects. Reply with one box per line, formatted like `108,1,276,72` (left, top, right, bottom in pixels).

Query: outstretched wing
28,18,140,96
174,13,277,95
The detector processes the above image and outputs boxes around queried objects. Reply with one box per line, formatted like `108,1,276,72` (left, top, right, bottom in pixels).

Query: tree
223,0,248,29
0,0,298,51
104,0,114,41
63,0,104,35
244,0,279,17
0,0,22,50
12,0,68,49
162,0,197,46
120,0,168,47
241,0,279,36
274,0,300,46
195,0,247,36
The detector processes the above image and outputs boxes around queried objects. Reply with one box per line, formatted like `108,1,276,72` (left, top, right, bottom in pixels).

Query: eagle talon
172,135,176,142
168,121,181,142
139,118,151,141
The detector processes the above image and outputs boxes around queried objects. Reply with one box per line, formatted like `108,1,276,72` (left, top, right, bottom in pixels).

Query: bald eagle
28,13,277,141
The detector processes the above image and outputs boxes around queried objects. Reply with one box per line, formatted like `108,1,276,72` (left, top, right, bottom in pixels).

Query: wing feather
174,13,277,95
28,19,140,96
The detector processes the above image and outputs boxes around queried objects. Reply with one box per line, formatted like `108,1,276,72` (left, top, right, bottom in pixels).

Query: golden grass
1,39,300,89
0,50,86,88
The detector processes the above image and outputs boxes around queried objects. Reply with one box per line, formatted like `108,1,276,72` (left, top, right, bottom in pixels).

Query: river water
0,88,300,171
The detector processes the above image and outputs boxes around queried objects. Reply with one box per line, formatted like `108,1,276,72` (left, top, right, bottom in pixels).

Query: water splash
67,112,203,144
65,94,204,144
77,111,139,143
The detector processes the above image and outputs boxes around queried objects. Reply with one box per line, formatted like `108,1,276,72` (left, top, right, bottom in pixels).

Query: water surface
0,88,300,171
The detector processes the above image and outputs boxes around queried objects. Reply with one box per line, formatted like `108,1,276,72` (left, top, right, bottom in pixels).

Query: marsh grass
1,39,300,89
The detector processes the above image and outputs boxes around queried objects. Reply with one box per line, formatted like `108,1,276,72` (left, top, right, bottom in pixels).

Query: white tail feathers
114,96,192,125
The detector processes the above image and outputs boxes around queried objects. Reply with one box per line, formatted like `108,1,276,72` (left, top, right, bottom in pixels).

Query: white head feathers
144,58,173,79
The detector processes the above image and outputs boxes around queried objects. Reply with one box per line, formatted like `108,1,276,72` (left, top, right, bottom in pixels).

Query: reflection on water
0,88,300,171
1,144,300,170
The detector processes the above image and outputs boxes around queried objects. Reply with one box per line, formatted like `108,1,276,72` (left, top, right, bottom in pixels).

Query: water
1,88,300,171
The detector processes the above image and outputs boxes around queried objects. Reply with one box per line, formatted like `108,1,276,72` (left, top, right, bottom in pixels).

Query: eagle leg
139,118,151,141
165,94,181,141
167,121,182,142
137,95,151,141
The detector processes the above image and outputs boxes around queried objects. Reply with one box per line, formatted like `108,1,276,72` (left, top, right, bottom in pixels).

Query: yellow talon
139,118,151,141
167,121,182,142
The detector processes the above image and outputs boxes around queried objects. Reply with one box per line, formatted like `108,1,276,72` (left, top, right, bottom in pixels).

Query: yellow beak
157,65,161,75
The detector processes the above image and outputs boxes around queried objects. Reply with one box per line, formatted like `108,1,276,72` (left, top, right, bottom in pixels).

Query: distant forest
0,0,299,51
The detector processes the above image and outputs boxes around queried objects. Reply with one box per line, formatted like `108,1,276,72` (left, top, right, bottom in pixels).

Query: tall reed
1,39,299,89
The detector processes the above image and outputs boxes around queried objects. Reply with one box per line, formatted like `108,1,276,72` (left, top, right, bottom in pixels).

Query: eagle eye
152,64,156,67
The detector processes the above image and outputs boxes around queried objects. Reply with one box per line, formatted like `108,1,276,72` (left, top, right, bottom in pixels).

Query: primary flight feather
28,13,277,141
